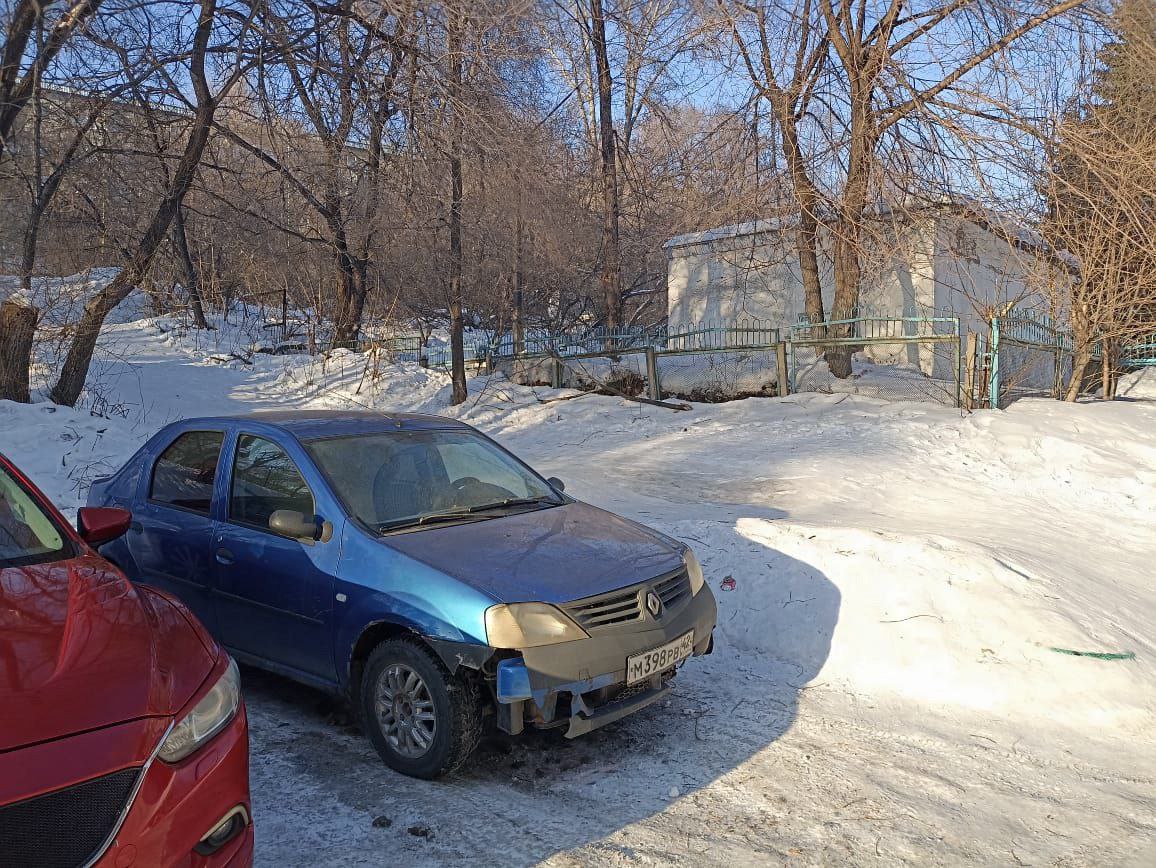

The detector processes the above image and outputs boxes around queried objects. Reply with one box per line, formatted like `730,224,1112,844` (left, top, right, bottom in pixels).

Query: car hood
0,555,217,752
382,501,684,604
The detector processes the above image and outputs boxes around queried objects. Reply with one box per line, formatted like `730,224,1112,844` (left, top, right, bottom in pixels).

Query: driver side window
437,441,533,499
229,435,314,530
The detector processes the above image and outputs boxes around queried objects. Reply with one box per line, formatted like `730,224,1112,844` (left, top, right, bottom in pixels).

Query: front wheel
359,638,483,779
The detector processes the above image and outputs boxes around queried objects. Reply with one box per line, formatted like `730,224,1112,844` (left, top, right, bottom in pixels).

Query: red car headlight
159,657,241,763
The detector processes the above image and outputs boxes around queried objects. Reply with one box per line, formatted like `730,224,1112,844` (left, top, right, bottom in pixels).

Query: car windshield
307,429,562,531
0,463,68,567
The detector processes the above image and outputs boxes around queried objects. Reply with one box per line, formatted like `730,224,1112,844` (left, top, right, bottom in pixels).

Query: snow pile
0,268,151,327
1117,367,1156,400
712,520,1147,731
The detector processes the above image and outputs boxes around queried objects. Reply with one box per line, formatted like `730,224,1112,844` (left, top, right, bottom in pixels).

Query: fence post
962,333,977,411
551,357,563,389
776,340,789,397
988,318,1000,410
1052,333,1066,400
645,346,661,401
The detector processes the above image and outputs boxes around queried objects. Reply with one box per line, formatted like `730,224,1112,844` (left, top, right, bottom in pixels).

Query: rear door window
149,431,224,514
228,435,314,530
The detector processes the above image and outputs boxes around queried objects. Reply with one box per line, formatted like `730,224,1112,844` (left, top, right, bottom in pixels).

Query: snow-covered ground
2,311,1155,866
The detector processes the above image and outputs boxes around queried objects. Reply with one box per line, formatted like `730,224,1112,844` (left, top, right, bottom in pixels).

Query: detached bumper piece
563,678,670,739
496,658,673,737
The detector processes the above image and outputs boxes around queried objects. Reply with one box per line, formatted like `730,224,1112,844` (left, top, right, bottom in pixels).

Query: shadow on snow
240,502,840,866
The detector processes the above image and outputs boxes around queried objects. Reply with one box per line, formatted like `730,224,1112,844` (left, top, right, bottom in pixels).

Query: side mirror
546,476,566,493
269,509,332,542
77,507,132,547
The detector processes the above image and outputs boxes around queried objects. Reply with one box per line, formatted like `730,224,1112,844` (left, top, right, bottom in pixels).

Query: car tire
359,638,483,779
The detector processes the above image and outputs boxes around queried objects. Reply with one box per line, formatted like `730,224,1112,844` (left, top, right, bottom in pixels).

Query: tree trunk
826,139,872,379
1101,341,1116,400
0,300,38,402
825,223,862,379
172,205,210,329
513,204,525,355
590,0,622,331
334,264,369,349
330,243,367,349
796,213,825,328
775,103,827,333
50,0,220,407
1064,345,1093,401
447,2,467,405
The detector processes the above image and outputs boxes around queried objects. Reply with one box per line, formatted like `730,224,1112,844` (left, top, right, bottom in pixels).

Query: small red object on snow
720,576,736,592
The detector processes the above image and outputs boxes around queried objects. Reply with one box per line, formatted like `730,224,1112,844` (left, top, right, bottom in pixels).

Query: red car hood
0,554,217,753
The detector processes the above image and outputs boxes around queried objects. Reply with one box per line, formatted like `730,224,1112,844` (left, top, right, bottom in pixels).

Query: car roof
168,410,472,442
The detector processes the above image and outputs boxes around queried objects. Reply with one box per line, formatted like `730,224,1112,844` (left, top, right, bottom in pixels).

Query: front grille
0,767,141,868
566,586,642,628
654,569,691,610
565,567,691,630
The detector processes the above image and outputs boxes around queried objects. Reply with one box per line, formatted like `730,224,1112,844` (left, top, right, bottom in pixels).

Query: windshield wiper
462,495,560,512
376,511,492,533
376,497,560,534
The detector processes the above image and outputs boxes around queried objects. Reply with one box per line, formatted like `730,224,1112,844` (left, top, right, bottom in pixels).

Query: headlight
159,657,241,763
684,548,705,595
484,602,589,648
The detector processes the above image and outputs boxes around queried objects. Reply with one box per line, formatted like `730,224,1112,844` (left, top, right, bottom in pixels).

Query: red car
0,452,253,867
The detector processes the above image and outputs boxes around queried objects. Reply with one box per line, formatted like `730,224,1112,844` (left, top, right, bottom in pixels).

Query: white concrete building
664,211,1051,358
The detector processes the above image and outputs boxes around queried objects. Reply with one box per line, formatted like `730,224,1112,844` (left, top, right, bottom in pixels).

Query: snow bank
1117,367,1156,400
708,520,1147,732
0,269,151,327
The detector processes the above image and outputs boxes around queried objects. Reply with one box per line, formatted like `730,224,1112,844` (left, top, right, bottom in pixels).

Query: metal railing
1123,334,1156,367
788,314,962,406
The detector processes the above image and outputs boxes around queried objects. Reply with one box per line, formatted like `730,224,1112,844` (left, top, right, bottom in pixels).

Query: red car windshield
0,463,70,568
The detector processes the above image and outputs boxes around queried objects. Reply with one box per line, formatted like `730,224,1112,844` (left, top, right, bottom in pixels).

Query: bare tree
211,1,416,349
446,0,467,403
545,1,704,329
50,0,251,406
717,0,1089,376
588,0,623,330
0,0,104,160
1043,0,1156,399
0,87,107,401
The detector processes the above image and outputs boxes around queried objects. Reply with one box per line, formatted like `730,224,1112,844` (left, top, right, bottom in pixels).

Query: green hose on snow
1048,647,1135,661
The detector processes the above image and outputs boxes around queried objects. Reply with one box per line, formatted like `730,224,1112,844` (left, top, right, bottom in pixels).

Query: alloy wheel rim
375,663,437,758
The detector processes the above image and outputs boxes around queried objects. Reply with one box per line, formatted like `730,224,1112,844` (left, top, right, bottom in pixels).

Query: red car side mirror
77,507,132,546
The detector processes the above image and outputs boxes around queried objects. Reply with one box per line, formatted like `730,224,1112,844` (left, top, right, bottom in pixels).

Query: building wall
665,215,1052,379
665,228,818,331
931,217,1050,330
665,219,940,371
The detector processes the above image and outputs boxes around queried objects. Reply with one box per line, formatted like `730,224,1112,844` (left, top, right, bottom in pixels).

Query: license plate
626,631,694,685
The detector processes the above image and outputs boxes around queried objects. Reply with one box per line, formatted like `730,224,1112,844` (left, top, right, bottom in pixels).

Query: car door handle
215,547,235,565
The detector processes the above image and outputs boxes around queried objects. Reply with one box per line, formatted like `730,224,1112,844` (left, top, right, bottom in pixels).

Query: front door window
229,435,314,532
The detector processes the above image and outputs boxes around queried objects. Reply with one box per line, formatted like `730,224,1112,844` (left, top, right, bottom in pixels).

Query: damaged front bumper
493,585,717,738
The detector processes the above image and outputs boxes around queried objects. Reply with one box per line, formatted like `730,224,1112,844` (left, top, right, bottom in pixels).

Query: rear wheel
359,638,482,779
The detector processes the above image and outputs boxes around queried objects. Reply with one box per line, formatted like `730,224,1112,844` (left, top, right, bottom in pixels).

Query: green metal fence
1123,333,1156,368
788,314,962,407
986,311,1076,408
486,315,965,406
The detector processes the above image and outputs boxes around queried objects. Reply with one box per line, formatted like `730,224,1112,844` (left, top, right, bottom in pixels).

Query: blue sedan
89,411,717,778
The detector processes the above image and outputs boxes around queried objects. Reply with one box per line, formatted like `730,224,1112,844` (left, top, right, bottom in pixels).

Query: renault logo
645,591,662,617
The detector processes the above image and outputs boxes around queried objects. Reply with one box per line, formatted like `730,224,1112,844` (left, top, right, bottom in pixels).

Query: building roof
663,202,1079,271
